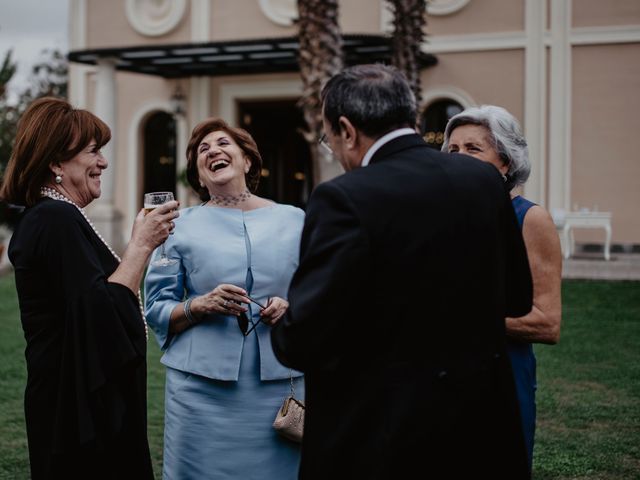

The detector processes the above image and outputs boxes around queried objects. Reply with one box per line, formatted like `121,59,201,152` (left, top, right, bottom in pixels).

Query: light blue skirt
163,333,302,479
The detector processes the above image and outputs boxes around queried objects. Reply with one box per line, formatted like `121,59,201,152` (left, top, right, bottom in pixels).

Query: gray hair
441,105,530,190
321,64,417,138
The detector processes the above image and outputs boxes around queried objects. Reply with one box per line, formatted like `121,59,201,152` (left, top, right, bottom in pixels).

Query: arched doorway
238,100,313,209
143,111,178,200
420,99,464,150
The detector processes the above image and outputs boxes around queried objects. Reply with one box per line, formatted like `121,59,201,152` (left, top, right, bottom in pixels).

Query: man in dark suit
271,64,533,479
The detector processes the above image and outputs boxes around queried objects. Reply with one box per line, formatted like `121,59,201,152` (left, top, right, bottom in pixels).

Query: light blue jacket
144,203,304,381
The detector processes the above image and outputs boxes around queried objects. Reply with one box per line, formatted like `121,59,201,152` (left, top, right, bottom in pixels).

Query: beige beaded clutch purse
273,373,305,443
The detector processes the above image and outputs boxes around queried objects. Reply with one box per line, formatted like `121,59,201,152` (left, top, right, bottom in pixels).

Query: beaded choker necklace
208,188,251,207
40,186,148,340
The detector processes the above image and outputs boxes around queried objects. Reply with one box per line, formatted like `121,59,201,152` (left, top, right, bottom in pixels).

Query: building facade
68,0,640,252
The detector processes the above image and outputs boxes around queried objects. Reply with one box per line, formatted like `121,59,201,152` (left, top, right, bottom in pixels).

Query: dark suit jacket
272,134,533,479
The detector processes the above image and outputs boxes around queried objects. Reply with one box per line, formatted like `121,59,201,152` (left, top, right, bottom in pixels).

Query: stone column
523,0,546,206
549,0,572,213
89,58,124,252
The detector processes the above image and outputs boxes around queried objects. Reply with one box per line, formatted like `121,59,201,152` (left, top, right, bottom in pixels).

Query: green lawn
1,274,639,479
534,280,640,479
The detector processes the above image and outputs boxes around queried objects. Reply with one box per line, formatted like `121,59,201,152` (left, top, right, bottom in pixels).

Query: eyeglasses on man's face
318,133,333,154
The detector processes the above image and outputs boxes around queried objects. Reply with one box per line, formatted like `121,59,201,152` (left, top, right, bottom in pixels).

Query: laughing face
196,130,251,194
54,140,107,208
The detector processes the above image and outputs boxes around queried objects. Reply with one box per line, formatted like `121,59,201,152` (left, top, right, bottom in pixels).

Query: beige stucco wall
571,43,640,244
86,0,191,48
427,0,524,36
72,0,640,246
209,0,296,40
209,0,382,40
340,0,383,33
423,50,525,120
209,72,301,124
573,0,640,28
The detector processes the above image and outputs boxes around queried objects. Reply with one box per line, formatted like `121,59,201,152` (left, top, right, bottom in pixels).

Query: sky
0,0,69,99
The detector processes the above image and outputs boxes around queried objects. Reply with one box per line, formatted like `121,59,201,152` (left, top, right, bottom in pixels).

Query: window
420,99,463,150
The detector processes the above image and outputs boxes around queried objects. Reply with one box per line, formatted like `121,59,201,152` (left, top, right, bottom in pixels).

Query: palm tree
386,0,427,121
296,0,344,183
0,50,16,99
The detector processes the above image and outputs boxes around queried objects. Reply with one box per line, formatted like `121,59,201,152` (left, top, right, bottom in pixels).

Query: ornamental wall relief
258,0,298,27
125,0,187,37
427,0,471,16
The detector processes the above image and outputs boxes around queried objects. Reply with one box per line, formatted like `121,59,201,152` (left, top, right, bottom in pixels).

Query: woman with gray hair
442,104,562,472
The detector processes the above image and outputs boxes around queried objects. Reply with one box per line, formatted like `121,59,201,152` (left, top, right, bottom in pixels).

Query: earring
55,174,63,184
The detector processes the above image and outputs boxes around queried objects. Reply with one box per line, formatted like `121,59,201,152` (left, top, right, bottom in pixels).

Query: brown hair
186,118,262,201
0,97,111,206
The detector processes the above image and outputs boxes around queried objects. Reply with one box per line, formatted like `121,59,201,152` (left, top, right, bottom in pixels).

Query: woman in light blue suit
145,118,304,479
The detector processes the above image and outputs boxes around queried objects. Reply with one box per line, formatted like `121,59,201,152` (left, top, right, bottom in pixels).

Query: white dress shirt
361,127,417,167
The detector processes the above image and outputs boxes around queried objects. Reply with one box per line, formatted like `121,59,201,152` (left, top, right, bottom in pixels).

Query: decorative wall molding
191,0,210,42
418,25,640,55
126,101,180,235
69,0,91,108
68,65,93,109
571,24,640,46
379,1,392,33
421,31,528,54
219,78,303,125
69,0,86,49
426,0,471,16
125,0,187,37
94,59,118,208
523,0,546,205
548,0,572,212
421,86,476,110
189,77,210,131
258,0,298,27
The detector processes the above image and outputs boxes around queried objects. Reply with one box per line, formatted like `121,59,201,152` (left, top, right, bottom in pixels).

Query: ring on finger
223,299,228,307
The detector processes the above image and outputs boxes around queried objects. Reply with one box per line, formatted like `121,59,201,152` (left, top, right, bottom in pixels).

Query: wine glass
144,191,178,267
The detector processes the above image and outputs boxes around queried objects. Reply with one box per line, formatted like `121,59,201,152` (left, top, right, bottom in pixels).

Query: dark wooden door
143,111,177,200
238,100,312,209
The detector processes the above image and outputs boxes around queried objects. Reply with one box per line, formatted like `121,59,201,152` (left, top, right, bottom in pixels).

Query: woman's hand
110,200,179,293
259,296,289,326
190,284,249,317
131,200,180,253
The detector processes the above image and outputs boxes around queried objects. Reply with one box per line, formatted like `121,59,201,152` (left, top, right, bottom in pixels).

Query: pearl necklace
40,186,148,340
208,188,251,207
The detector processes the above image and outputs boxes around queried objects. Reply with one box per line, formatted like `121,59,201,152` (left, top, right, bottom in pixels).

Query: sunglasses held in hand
237,295,268,336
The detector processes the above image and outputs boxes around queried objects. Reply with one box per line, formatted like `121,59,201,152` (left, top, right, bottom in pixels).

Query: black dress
8,198,154,480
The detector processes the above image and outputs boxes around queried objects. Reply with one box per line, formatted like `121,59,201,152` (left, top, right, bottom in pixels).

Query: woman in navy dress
144,118,304,479
442,105,562,473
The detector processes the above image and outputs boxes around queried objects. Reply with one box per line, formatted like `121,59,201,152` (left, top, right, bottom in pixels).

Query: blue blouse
144,203,305,381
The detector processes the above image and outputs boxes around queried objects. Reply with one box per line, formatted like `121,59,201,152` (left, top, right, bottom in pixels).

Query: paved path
562,252,640,280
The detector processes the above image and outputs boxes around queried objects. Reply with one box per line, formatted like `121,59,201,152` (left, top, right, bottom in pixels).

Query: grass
1,274,639,479
533,280,640,479
0,274,166,479
0,274,28,479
